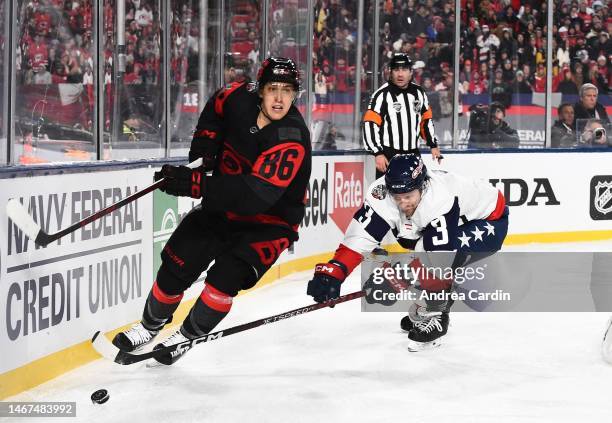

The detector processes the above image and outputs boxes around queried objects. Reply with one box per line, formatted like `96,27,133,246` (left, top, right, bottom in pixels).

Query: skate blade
407,338,442,352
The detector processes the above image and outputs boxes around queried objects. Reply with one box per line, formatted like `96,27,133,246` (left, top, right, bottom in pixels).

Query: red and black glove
307,260,348,303
189,123,223,171
154,164,204,199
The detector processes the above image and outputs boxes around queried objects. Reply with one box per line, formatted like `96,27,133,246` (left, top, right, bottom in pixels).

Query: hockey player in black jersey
113,57,311,364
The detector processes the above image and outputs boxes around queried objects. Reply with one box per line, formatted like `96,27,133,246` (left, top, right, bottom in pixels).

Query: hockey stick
5,158,203,247
92,290,366,365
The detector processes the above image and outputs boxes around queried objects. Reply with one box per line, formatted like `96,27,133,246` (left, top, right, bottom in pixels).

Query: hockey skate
153,329,193,365
400,303,428,332
112,322,159,352
407,311,449,352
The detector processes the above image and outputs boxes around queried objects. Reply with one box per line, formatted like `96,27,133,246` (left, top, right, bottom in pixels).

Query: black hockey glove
307,260,347,303
154,164,205,199
189,122,223,171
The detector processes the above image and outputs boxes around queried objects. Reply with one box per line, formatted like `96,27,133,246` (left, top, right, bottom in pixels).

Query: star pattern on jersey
458,231,471,247
484,221,495,236
471,226,485,242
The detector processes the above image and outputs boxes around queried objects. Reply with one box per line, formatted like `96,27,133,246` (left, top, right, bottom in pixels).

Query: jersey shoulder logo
413,98,422,114
371,184,387,200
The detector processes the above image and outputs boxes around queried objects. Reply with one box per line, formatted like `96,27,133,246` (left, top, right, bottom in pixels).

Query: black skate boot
153,329,193,365
407,311,449,352
112,323,159,352
400,303,428,332
400,315,414,331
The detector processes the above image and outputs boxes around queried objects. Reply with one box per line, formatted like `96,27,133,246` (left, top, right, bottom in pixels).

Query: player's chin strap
258,104,275,124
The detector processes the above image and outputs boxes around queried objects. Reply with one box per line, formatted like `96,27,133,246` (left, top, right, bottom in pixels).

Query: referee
362,53,442,178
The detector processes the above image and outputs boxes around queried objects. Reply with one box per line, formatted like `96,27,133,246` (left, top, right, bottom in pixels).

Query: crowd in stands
16,0,169,86
17,0,94,85
12,0,612,146
19,1,610,100
458,0,611,107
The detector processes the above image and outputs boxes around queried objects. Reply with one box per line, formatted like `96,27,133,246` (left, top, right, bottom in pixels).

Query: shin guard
181,284,232,337
142,281,184,332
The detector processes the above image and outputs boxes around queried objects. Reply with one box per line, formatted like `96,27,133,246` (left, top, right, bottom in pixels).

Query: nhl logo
372,184,387,200
411,159,423,179
590,176,612,220
392,102,402,112
594,180,612,215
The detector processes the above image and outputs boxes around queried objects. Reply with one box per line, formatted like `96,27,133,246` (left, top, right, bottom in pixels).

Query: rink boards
1,151,611,398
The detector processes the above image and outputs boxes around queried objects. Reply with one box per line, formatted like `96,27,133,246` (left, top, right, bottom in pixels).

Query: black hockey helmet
388,53,413,70
385,154,428,194
256,57,300,91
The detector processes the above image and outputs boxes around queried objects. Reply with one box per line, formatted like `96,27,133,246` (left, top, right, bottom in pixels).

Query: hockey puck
91,389,109,404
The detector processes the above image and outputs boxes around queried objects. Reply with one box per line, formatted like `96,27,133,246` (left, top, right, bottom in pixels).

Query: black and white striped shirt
362,81,438,155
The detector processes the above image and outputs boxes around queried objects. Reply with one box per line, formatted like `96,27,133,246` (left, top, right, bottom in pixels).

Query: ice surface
7,241,612,423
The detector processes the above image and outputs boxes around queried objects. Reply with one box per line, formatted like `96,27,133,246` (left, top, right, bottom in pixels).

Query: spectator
515,32,528,63
572,38,590,68
499,28,517,58
551,103,576,148
468,102,520,148
314,68,328,108
591,32,611,62
579,118,609,146
586,61,609,94
512,70,533,94
477,25,500,61
533,63,546,92
574,83,610,125
556,28,571,68
501,58,514,83
479,62,490,82
460,59,474,84
556,66,579,98
469,71,487,94
500,6,519,30
434,71,454,117
321,59,335,92
573,61,585,88
524,35,538,70
490,68,512,109
318,123,344,150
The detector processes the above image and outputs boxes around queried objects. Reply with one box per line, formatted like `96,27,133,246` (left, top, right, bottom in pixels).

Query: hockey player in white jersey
307,154,509,350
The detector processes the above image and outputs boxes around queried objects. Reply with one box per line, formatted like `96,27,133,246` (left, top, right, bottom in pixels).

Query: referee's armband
363,110,382,126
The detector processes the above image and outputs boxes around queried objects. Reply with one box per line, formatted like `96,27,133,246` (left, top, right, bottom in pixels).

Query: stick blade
6,198,42,242
91,331,123,364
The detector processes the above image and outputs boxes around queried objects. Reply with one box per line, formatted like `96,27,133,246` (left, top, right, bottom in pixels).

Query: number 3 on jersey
253,143,305,187
430,216,449,246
